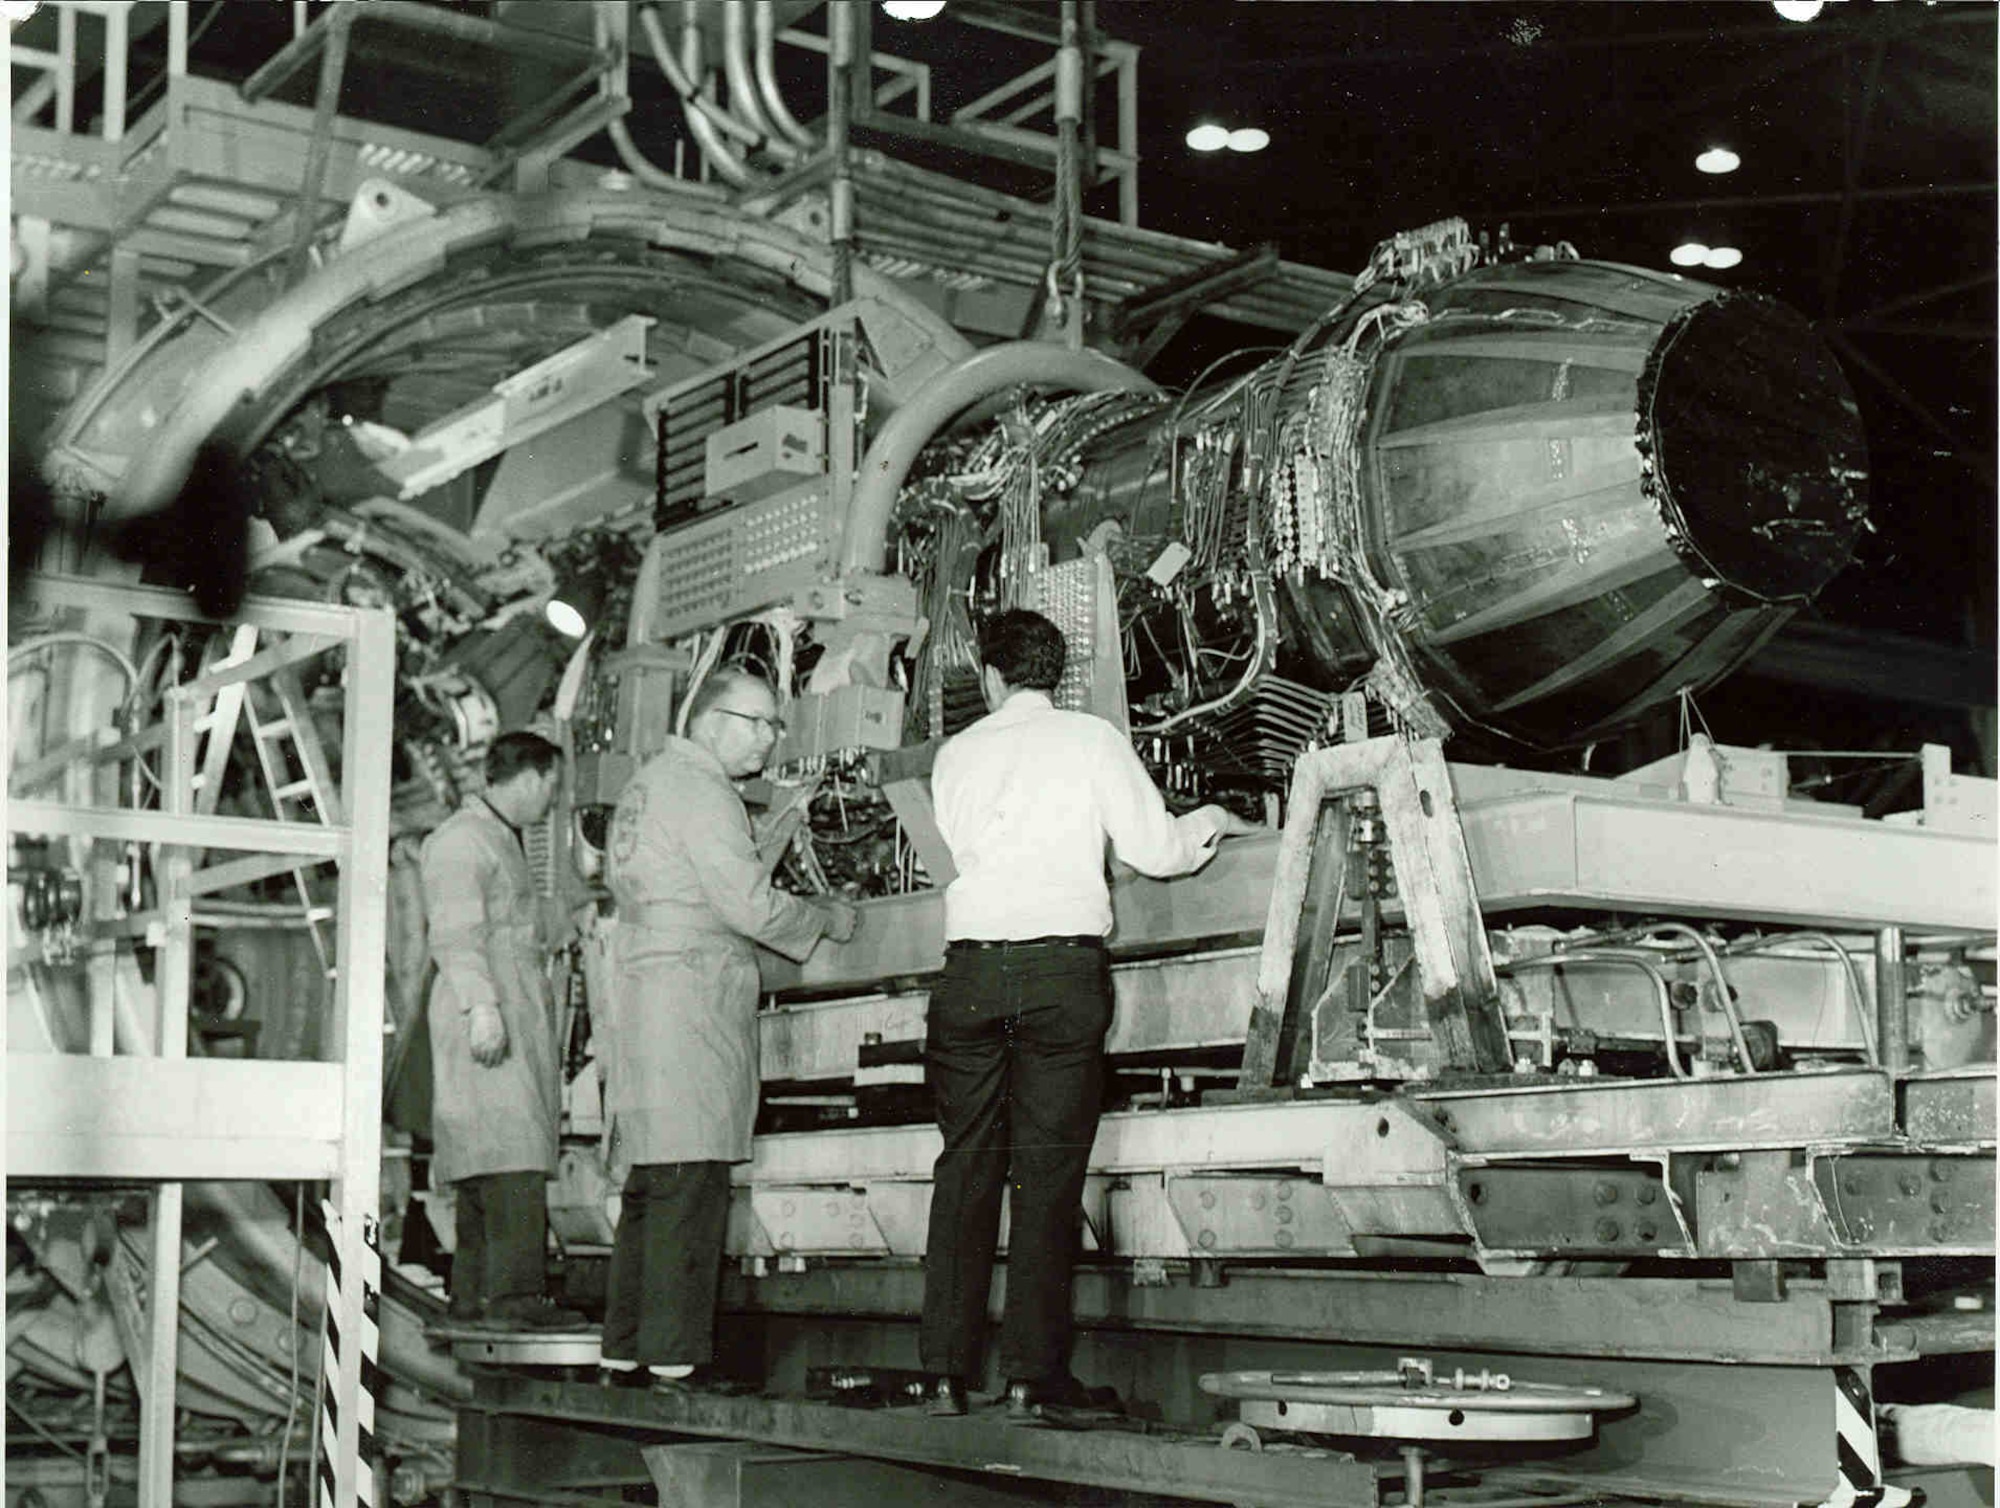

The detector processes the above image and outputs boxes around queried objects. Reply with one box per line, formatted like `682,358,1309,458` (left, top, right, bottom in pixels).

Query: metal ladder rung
270,778,315,801
250,718,294,741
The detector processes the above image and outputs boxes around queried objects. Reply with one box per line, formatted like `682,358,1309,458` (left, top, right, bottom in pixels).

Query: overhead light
881,0,946,19
1185,123,1231,153
1772,0,1824,19
1695,146,1740,175
1702,245,1743,270
1226,127,1270,153
1670,242,1710,268
544,598,589,638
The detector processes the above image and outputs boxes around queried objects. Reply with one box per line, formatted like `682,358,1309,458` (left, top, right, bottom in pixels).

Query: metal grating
655,327,826,528
647,483,839,642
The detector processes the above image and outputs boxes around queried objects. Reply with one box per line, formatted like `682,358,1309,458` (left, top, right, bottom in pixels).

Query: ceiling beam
1480,182,1994,223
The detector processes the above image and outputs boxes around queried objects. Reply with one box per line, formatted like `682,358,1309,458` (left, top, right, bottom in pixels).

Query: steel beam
471,1380,1385,1508
7,1055,346,1179
721,1263,1856,1364
9,800,347,857
772,773,1997,991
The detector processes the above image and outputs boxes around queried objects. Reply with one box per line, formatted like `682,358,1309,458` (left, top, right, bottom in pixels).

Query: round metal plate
1239,1397,1595,1443
438,1328,601,1368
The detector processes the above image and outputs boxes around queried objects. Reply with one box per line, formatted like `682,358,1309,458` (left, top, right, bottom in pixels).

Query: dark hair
685,665,774,726
980,608,1066,692
485,730,560,786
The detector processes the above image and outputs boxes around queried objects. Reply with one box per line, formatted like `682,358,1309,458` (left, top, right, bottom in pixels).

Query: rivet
782,1199,797,1216
1930,1219,1953,1243
1636,1184,1660,1206
1199,1190,1216,1210
1198,1229,1218,1249
1274,1230,1295,1249
1276,1183,1293,1201
1634,1221,1658,1244
1594,1218,1622,1244
1930,1192,1950,1215
1930,1161,1955,1183
1250,1191,1267,1211
1593,1182,1621,1206
1842,1175,1869,1197
1898,1174,1923,1198
1274,1205,1294,1225
229,1299,258,1326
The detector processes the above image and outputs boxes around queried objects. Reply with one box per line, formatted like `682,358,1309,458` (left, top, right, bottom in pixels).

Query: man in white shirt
920,609,1258,1421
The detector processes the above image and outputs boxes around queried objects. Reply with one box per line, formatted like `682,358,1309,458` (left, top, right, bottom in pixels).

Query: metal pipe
1585,923,1757,1074
284,4,353,288
1725,931,1878,1065
605,116,725,198
1876,924,1909,1070
721,0,775,139
842,342,1158,575
753,0,814,147
648,1,756,184
828,0,855,305
638,2,760,152
1496,949,1687,1079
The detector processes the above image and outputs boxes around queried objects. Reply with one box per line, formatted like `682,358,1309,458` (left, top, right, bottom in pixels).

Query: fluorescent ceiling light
882,0,946,19
1670,242,1710,268
1772,0,1824,20
1695,147,1740,175
1186,123,1231,153
1226,127,1270,153
1702,246,1743,270
545,599,588,638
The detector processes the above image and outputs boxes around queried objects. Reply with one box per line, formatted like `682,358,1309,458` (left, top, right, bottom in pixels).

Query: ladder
241,667,342,980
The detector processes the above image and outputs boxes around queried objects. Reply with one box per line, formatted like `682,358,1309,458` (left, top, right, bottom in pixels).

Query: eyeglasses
712,708,788,737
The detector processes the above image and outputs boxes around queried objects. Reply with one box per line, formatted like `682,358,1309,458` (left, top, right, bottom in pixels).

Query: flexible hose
753,0,814,147
9,633,140,688
637,3,754,185
842,342,1158,575
721,0,776,139
1131,568,1276,734
605,116,725,199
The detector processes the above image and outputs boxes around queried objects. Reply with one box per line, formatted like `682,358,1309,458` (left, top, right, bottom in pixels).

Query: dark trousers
602,1161,732,1366
919,941,1111,1384
450,1170,547,1318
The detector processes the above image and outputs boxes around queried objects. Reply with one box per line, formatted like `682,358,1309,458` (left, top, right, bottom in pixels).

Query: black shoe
480,1296,590,1332
1005,1376,1122,1426
425,1304,483,1338
651,1365,757,1397
925,1376,969,1418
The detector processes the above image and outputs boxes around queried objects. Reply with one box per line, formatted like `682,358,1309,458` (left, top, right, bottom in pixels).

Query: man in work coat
600,668,856,1389
422,731,585,1330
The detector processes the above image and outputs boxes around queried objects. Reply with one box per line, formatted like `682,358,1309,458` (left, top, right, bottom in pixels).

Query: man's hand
820,899,859,943
1212,808,1268,839
1194,804,1266,844
467,1003,510,1066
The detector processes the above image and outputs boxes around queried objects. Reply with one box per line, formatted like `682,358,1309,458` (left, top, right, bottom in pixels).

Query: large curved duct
844,341,1160,575
50,186,969,524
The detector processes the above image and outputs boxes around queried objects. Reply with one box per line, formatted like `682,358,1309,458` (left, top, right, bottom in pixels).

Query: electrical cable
274,1181,307,1508
9,633,140,689
7,1397,85,1460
